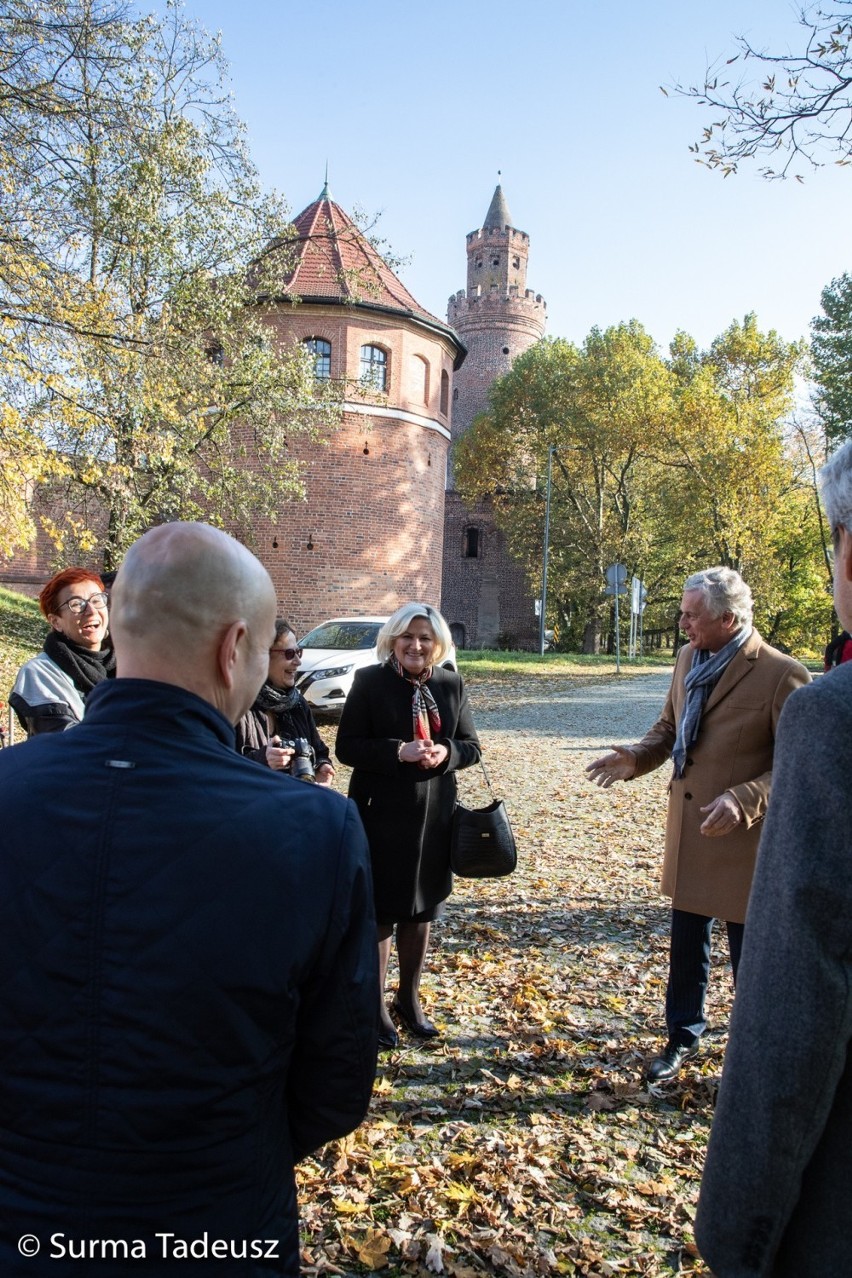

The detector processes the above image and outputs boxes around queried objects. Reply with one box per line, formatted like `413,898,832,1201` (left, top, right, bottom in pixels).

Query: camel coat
629,630,810,923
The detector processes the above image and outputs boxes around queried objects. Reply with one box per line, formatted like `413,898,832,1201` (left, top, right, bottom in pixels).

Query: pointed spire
483,175,513,229
319,162,331,201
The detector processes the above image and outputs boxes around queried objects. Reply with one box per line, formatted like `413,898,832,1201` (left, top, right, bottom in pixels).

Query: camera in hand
281,737,316,783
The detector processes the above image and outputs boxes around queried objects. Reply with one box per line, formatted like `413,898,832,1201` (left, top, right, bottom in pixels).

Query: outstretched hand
585,746,637,788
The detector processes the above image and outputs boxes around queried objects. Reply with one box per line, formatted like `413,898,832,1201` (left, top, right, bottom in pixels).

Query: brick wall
233,407,449,638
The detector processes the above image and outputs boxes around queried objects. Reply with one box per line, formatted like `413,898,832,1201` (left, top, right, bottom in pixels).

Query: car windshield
300,621,383,651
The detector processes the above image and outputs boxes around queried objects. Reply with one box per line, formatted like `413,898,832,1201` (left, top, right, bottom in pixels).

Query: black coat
0,679,378,1277
335,663,481,921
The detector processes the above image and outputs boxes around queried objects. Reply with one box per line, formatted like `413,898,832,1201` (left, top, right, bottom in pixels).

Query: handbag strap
472,755,496,799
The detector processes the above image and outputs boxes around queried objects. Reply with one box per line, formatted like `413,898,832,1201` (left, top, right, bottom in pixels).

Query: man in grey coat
695,440,852,1275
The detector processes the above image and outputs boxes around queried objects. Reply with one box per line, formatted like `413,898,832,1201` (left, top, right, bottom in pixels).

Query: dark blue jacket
0,679,378,1276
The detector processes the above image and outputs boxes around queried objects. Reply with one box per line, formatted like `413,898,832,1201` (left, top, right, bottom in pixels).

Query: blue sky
180,0,848,354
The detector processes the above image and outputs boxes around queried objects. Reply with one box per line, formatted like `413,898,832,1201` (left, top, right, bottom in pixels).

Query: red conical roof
288,194,428,310
255,189,465,367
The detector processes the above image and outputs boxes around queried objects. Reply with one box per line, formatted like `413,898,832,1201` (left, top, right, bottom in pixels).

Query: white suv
296,616,456,713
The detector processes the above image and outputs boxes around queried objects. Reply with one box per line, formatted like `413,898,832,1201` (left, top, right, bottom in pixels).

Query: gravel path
451,672,674,863
468,671,672,741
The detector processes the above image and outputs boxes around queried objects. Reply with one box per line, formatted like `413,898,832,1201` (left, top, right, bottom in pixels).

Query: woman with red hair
10,568,115,736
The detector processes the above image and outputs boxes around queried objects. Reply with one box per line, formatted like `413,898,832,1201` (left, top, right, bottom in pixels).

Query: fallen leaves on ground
303,673,728,1276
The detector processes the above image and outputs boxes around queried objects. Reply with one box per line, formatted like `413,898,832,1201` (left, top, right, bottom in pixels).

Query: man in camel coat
696,442,852,1275
587,566,810,1082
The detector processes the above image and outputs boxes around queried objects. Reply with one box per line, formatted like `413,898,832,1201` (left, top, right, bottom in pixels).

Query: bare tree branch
672,3,852,178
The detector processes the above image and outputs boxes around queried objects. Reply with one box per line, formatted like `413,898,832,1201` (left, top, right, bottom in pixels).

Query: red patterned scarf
389,654,442,739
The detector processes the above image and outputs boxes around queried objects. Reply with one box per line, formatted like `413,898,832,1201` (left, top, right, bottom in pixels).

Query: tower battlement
449,287,546,307
466,226,530,247
447,289,546,333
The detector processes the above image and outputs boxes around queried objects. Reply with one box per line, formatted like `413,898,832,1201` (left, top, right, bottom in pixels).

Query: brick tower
245,184,466,634
441,183,546,648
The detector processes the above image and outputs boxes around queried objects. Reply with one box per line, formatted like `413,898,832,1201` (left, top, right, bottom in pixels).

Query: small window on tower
513,256,520,269
413,354,429,402
492,257,500,266
463,526,481,559
475,259,483,269
360,344,388,391
303,337,331,380
440,370,449,416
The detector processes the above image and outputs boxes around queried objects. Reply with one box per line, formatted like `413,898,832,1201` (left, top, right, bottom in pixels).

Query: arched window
463,526,481,559
360,344,387,391
413,354,429,403
303,337,331,380
440,370,449,416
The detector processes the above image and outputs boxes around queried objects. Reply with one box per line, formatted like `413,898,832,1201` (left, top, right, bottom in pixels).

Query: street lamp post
539,445,554,657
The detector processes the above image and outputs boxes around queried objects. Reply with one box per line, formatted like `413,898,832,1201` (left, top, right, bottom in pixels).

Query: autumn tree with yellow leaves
454,315,827,652
0,0,339,566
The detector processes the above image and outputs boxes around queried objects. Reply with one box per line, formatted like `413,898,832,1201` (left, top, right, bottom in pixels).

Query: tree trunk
582,616,601,654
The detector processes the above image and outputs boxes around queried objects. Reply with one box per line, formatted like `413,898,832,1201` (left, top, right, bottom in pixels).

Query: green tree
454,315,823,653
673,3,852,179
0,0,339,566
663,316,802,568
811,272,852,442
661,317,828,648
454,325,675,651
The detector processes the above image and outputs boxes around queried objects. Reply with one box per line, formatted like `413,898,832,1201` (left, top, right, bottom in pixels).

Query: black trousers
665,908,744,1048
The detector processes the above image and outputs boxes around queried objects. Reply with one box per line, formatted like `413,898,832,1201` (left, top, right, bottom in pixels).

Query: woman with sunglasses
10,568,116,736
234,619,335,786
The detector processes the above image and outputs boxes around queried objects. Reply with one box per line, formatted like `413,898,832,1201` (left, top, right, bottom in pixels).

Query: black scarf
254,681,300,716
43,630,116,698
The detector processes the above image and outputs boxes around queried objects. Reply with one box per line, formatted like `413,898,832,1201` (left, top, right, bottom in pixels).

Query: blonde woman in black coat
336,603,481,1049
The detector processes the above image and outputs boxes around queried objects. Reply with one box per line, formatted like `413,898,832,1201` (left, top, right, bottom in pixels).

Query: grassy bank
0,587,44,711
456,649,675,680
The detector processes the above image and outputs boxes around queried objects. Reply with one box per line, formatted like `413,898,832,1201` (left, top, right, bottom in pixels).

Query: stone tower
441,183,546,648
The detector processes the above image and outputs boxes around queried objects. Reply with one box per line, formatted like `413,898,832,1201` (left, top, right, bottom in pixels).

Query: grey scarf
672,626,752,778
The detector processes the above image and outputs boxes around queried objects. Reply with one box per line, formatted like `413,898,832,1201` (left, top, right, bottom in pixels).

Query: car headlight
313,664,354,679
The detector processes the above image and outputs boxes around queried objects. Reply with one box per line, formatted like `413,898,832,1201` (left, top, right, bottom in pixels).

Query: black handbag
450,758,517,878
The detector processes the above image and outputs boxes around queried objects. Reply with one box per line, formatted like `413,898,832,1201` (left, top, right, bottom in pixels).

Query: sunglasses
269,647,303,659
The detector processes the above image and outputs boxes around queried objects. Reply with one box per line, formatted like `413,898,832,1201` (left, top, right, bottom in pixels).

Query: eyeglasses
269,646,302,659
57,592,109,614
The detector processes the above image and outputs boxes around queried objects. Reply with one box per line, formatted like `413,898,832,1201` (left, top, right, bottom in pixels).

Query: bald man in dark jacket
0,524,378,1276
